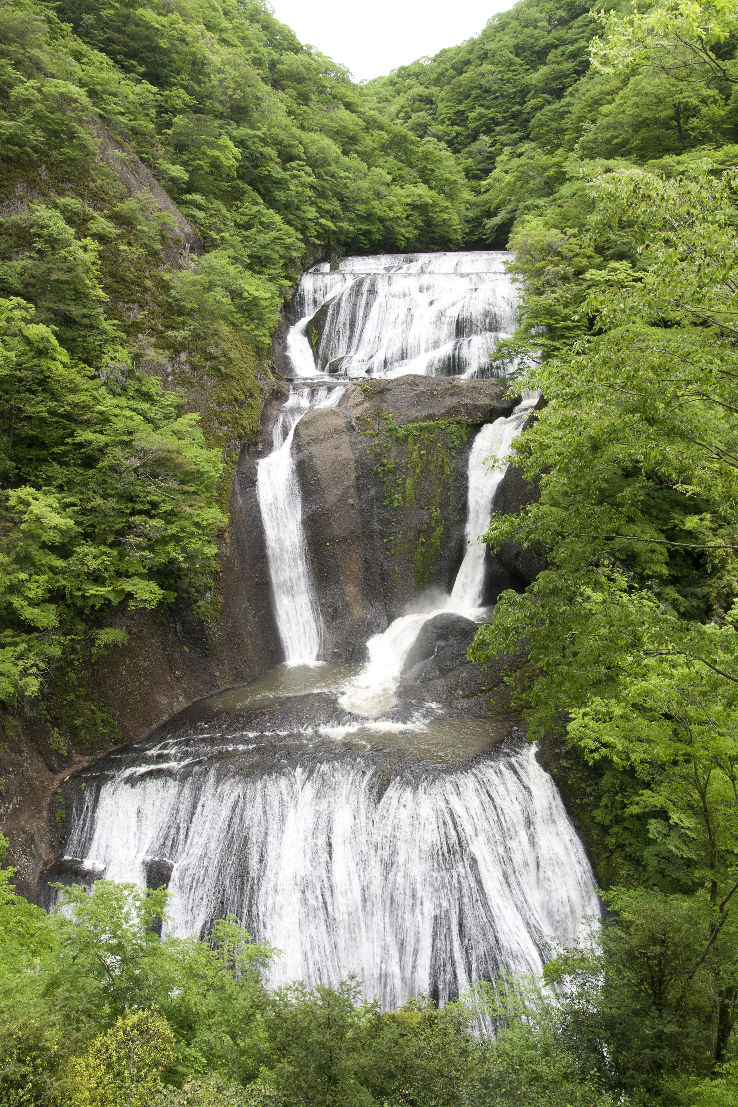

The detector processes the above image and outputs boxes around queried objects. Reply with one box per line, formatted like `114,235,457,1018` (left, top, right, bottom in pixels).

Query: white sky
267,1,517,82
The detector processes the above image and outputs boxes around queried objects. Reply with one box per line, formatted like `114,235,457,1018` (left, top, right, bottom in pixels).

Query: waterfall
257,388,323,664
62,734,598,1010
54,251,599,1020
286,267,352,378
450,392,538,608
339,394,538,717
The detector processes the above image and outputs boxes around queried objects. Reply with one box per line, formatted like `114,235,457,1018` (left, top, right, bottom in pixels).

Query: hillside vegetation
0,0,467,724
2,0,738,1104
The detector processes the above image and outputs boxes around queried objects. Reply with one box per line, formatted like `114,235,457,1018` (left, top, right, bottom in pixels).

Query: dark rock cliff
294,376,518,659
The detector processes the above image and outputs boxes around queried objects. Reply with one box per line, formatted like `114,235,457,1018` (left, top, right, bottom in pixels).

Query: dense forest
1,0,738,1103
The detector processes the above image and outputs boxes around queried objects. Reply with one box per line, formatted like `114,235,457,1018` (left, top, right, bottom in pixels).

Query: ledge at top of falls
339,374,515,427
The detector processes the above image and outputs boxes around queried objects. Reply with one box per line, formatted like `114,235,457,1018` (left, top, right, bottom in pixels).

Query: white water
339,393,538,717
294,251,518,379
63,738,598,1009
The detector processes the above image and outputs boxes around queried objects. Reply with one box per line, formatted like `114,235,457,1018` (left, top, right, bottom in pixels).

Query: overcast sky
267,1,517,82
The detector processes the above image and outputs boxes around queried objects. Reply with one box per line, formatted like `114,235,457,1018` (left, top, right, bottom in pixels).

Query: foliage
0,296,224,706
0,851,627,1107
459,3,738,1097
63,1009,175,1107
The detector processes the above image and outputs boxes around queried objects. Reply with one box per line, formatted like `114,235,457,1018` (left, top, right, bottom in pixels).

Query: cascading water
450,392,538,608
338,393,539,718
298,252,519,379
257,385,344,664
61,732,598,1009
54,251,599,1017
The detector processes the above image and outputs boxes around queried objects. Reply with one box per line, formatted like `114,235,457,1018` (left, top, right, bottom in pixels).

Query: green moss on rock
371,414,471,589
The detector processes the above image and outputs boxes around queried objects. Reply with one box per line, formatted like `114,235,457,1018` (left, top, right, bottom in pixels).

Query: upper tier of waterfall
289,251,519,380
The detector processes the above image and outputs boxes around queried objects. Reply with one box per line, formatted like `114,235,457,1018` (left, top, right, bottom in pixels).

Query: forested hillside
0,0,467,730
2,0,738,1104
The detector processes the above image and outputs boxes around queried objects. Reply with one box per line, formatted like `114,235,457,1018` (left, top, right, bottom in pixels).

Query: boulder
398,613,491,706
401,613,478,676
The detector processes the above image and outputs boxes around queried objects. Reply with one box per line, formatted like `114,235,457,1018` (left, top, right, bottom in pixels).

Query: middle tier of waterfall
338,393,538,718
256,383,345,664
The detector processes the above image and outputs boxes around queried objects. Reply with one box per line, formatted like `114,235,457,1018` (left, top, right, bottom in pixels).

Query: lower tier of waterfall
55,699,598,1010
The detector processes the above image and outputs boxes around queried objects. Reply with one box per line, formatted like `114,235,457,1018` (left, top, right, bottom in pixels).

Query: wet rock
36,857,105,911
293,408,387,660
145,858,174,891
341,375,513,427
484,416,546,598
401,613,478,676
399,613,491,705
271,316,294,376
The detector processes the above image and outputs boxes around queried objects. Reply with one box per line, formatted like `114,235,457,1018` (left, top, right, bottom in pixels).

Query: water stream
256,384,343,664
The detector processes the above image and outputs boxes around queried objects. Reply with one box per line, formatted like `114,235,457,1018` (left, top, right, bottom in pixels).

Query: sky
267,1,517,82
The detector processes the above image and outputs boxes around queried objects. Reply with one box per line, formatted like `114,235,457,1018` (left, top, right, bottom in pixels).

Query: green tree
63,1009,175,1107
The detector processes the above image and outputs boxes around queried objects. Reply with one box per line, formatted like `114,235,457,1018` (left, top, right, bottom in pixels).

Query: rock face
341,375,512,426
93,121,202,264
293,376,517,658
396,613,515,714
